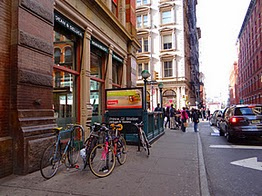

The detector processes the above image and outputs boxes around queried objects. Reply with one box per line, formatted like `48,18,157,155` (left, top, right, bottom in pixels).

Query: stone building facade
135,0,201,110
0,0,139,178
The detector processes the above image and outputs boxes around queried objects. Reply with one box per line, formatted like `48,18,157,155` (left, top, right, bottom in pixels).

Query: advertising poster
106,88,143,109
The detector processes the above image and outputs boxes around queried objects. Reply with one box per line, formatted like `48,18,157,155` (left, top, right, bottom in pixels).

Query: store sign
91,39,108,53
106,88,143,109
54,12,84,38
113,53,123,63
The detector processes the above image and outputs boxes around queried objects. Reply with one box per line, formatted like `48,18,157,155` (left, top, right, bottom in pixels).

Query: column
176,87,180,109
122,56,127,87
81,27,92,138
105,45,113,89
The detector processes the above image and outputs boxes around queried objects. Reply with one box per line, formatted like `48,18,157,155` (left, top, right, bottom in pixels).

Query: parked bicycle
40,124,84,179
134,121,151,156
79,122,104,170
88,123,127,178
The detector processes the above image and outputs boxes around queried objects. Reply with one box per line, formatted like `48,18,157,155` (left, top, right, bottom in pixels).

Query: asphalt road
200,121,262,196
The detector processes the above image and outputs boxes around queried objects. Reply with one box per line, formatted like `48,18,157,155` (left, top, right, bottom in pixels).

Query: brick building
0,0,139,178
237,0,262,104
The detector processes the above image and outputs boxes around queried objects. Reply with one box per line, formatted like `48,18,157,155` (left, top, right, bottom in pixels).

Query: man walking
192,108,199,132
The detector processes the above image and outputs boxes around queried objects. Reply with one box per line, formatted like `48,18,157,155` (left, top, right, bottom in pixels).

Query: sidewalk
0,123,209,196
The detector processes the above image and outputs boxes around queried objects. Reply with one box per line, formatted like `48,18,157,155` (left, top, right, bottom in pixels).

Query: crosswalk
210,126,220,136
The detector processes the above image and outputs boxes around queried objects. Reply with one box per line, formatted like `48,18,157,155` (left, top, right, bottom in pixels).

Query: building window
163,34,172,49
54,48,61,64
137,14,149,28
161,10,171,24
64,47,72,64
164,61,173,77
112,0,118,17
138,37,149,53
112,59,123,88
137,62,149,79
144,38,148,52
137,0,148,6
137,16,142,28
53,28,79,127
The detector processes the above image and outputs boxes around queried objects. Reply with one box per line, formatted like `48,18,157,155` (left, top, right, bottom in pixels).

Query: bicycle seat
53,127,63,134
135,123,143,128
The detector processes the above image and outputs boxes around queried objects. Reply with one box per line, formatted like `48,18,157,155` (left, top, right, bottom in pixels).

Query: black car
209,110,223,128
219,104,262,142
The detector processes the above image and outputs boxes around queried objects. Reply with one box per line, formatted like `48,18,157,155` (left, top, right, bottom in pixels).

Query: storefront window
53,70,76,125
90,50,104,124
112,59,123,87
53,25,80,127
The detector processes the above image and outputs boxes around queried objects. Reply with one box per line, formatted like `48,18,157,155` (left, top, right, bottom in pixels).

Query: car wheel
226,133,235,143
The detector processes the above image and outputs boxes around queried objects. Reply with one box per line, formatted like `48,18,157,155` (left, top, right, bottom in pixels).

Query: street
1,121,262,196
200,121,262,196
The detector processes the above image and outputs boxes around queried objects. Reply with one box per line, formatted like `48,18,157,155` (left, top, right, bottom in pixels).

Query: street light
141,70,151,111
158,82,163,111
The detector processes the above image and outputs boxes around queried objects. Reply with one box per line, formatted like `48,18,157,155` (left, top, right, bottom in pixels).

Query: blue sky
197,0,251,101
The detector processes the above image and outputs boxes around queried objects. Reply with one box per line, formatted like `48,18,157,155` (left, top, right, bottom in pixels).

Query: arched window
65,47,72,63
54,48,61,64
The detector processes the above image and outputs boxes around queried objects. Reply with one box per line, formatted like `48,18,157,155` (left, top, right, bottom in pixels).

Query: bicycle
79,122,104,170
109,123,127,165
134,121,151,156
88,123,127,178
40,124,84,179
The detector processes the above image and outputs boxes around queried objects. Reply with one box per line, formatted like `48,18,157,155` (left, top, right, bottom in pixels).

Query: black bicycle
134,121,151,156
80,122,104,170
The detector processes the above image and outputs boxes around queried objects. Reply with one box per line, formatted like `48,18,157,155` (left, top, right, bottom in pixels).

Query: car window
235,106,262,116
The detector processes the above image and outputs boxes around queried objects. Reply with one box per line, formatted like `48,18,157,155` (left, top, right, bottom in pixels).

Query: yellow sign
106,88,143,109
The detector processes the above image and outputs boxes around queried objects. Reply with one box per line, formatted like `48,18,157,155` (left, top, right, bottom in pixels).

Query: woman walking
180,107,189,132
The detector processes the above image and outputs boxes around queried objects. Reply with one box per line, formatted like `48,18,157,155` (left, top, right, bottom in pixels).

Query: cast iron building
237,0,262,104
135,0,201,110
0,0,139,177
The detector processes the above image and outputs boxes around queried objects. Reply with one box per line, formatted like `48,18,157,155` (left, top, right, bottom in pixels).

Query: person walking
164,106,170,128
191,108,199,132
154,103,162,112
180,107,189,132
169,104,175,129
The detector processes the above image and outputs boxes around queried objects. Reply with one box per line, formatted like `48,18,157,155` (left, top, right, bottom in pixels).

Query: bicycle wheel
89,143,116,178
82,137,98,169
141,131,150,156
40,143,61,179
116,136,127,165
66,138,81,168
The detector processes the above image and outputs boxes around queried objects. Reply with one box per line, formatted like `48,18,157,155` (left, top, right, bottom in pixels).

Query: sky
196,0,251,102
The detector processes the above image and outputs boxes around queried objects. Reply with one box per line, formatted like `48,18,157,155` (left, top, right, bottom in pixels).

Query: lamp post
141,70,151,111
158,82,163,111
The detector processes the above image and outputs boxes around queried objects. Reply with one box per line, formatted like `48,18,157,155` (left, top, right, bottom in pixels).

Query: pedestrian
170,104,175,129
191,108,199,132
186,107,191,122
206,108,211,120
154,103,162,112
181,107,189,132
164,106,170,128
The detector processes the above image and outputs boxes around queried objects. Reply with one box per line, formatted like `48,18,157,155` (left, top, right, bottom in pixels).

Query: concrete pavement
0,122,210,196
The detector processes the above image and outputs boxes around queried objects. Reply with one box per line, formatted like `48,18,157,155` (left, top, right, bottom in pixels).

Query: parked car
209,110,223,128
219,104,262,142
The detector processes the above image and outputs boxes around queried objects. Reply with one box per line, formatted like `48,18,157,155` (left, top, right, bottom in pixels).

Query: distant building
237,0,262,104
229,61,239,105
135,0,201,110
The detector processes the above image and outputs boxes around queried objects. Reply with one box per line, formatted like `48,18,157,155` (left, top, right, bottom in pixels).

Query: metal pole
160,88,163,111
144,79,147,111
